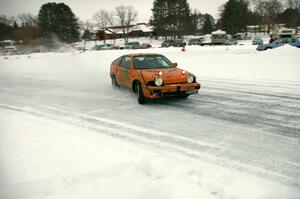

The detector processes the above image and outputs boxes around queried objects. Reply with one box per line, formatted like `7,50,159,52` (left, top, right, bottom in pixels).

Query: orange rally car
110,53,201,104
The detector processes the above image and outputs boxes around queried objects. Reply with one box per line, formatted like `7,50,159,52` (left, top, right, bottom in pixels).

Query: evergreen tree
0,16,14,40
151,0,192,37
202,14,214,34
0,22,13,40
173,0,193,36
151,0,168,36
38,3,80,43
190,10,200,35
219,0,251,34
13,21,18,29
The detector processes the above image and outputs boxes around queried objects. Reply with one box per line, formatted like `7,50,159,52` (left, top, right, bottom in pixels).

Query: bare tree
107,12,115,27
0,15,16,25
115,5,127,41
93,10,111,44
17,13,37,26
125,6,137,41
250,0,284,33
78,19,93,31
115,5,137,42
264,0,283,19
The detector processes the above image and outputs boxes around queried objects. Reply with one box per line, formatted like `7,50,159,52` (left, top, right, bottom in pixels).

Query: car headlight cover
187,75,194,83
154,77,163,86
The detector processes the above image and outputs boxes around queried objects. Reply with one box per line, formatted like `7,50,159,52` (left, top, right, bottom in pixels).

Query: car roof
124,53,162,57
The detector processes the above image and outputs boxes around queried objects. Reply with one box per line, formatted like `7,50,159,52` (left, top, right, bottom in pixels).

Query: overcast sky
0,0,227,23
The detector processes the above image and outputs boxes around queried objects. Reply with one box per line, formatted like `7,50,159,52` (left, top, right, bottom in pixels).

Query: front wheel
135,82,145,104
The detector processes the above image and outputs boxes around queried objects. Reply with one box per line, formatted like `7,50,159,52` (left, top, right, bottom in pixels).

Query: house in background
91,23,154,41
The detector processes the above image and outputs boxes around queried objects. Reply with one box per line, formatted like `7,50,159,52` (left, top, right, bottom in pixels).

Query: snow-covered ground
0,42,300,199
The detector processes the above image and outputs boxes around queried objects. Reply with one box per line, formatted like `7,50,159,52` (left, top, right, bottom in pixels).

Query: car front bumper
143,82,201,99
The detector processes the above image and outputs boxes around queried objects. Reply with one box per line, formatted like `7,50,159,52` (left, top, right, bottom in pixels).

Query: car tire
111,75,119,88
135,82,145,104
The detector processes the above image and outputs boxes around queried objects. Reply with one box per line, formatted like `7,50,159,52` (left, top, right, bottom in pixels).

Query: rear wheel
135,82,145,104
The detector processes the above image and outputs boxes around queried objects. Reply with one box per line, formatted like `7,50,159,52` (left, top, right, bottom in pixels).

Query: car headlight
154,77,163,86
187,75,194,83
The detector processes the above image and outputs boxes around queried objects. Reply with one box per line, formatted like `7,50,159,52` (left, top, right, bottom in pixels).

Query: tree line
0,3,80,44
0,3,138,44
217,0,300,34
1,0,300,44
151,0,216,38
151,0,300,37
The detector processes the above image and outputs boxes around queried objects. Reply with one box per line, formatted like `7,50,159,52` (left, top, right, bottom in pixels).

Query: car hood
141,67,192,84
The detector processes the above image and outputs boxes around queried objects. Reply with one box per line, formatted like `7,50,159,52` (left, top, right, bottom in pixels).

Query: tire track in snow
1,103,300,188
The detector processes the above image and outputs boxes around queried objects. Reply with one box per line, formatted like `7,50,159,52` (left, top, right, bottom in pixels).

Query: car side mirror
172,63,178,68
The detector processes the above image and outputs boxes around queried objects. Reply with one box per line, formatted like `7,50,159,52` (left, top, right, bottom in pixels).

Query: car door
116,56,131,88
111,56,123,80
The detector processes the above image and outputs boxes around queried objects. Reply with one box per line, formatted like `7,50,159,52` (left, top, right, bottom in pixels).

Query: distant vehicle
91,45,104,50
188,38,203,46
140,43,152,49
172,39,186,47
233,33,246,40
200,35,212,46
211,30,227,45
161,39,175,47
252,37,263,45
92,44,119,50
225,38,238,45
75,46,87,51
103,44,119,50
124,42,140,49
110,53,201,104
0,40,17,54
273,27,296,40
256,38,300,51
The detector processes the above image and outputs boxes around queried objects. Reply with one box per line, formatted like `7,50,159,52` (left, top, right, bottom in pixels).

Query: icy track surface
0,44,300,198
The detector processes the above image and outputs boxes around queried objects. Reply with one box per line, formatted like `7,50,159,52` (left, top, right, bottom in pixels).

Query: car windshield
133,55,173,69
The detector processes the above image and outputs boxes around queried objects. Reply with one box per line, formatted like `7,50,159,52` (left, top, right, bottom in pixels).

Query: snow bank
1,109,298,199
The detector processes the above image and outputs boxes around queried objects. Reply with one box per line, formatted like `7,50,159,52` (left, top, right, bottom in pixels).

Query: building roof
212,29,226,35
92,23,154,35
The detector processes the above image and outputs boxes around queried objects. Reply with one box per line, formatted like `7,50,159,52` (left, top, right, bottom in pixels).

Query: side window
113,56,123,66
120,56,131,69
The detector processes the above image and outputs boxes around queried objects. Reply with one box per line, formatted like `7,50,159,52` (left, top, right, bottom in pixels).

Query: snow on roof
212,29,226,35
90,24,153,35
129,24,153,33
